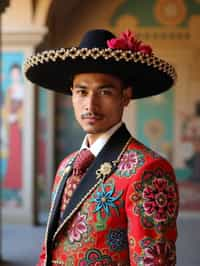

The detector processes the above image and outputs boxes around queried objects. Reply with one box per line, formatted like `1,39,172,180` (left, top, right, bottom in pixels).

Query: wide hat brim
24,30,176,99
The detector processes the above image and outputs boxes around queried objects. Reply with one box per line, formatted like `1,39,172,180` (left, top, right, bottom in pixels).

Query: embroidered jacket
37,125,179,266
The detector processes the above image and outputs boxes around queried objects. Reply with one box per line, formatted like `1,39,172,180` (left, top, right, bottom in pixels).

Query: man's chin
80,121,119,134
84,128,102,134
82,125,105,134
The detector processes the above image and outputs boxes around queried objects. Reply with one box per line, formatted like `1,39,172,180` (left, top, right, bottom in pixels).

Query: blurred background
0,0,200,265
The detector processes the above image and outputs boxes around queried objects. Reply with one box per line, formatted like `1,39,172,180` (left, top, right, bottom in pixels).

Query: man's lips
81,113,103,121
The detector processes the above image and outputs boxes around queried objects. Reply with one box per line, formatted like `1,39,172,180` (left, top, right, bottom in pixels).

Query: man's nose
85,93,99,112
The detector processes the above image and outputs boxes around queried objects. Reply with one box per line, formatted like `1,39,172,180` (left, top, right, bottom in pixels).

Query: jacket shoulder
128,137,168,161
126,137,175,176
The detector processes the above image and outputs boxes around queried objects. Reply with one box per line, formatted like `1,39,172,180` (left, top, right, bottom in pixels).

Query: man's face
71,73,132,136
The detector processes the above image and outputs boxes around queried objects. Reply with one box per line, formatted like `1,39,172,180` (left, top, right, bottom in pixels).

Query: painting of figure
1,53,24,207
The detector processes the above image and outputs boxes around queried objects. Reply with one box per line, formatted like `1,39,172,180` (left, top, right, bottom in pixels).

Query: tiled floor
1,216,200,266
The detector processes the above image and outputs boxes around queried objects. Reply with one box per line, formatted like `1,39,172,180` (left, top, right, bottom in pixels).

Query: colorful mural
37,88,49,221
180,101,200,182
135,90,174,162
55,95,84,168
177,101,200,211
111,0,200,27
0,52,24,207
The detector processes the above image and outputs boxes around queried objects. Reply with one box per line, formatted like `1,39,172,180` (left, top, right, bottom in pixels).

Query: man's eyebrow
98,84,115,89
73,84,87,89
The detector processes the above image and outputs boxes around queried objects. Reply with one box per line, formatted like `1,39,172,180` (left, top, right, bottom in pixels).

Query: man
25,29,179,266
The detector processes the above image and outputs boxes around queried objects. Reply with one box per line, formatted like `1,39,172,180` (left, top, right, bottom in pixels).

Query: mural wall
1,0,47,223
1,52,24,207
135,90,174,162
37,88,49,222
55,95,84,167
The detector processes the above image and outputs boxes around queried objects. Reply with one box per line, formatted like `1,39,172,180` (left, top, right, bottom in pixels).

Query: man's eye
100,89,113,95
75,89,87,96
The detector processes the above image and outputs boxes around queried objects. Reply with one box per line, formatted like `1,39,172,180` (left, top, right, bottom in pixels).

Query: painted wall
1,0,48,224
1,53,24,207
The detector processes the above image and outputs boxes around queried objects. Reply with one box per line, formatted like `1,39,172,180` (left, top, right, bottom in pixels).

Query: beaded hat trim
24,47,176,81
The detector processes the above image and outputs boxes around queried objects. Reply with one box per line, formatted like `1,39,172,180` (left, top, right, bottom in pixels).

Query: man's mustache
81,112,103,119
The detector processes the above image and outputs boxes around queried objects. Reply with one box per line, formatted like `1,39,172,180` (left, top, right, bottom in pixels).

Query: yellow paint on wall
110,15,139,33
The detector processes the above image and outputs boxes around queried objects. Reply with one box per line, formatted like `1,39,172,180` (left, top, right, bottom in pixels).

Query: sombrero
24,29,176,99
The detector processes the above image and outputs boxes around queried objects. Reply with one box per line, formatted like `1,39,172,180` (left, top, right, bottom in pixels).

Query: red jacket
37,125,179,266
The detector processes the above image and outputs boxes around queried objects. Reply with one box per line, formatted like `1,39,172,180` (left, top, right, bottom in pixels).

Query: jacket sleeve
125,158,179,266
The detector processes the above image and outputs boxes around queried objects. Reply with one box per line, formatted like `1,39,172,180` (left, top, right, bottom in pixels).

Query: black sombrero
24,29,176,99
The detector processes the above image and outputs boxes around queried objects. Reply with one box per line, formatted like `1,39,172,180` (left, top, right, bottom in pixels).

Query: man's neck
86,121,123,147
80,122,123,157
87,133,104,147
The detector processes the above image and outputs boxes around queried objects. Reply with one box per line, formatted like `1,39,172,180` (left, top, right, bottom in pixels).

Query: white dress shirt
80,121,123,157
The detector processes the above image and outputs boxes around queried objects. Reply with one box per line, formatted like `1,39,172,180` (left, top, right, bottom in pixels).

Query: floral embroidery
107,229,128,251
132,167,178,232
91,183,123,218
67,212,88,243
143,178,176,222
94,210,108,232
135,238,176,266
116,150,144,177
79,249,113,266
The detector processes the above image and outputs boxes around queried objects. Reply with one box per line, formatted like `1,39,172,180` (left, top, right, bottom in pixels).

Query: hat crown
79,29,115,48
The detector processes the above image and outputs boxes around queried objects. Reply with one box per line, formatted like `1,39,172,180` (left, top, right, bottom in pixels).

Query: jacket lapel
45,157,75,251
53,124,131,240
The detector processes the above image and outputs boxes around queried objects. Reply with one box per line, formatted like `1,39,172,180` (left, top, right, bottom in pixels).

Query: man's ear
123,87,132,106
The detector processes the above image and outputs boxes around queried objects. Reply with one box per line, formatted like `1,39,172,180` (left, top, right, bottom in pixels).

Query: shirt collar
80,121,123,157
